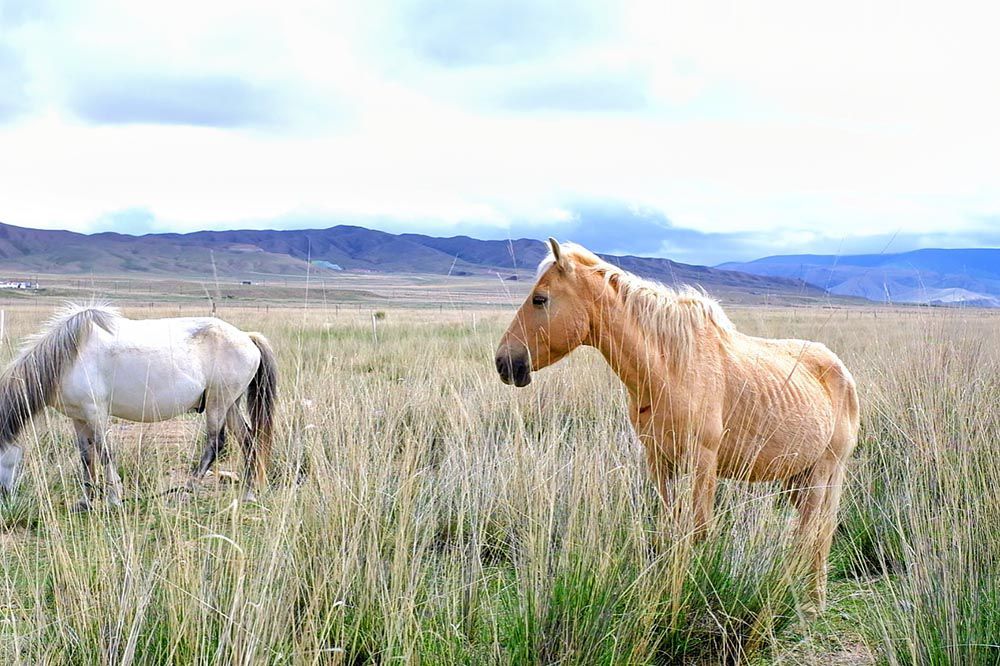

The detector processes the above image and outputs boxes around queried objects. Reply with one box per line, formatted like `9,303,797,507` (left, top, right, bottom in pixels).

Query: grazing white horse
0,304,277,509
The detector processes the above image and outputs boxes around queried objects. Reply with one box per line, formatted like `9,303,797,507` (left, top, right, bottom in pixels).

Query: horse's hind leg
790,455,845,611
813,462,846,609
192,400,227,481
225,404,259,501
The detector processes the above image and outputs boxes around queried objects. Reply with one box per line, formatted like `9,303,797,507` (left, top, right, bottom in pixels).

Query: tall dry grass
0,303,996,664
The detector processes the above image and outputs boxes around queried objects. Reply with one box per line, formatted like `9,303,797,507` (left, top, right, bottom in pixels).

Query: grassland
0,280,997,664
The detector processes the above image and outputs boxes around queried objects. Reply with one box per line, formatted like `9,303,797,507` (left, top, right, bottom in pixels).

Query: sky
1,0,999,265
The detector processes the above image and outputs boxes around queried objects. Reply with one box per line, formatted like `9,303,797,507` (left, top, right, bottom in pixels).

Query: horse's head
495,238,594,387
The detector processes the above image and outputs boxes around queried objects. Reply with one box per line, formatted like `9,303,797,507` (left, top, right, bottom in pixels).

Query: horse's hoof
165,489,193,507
215,470,240,485
800,597,825,621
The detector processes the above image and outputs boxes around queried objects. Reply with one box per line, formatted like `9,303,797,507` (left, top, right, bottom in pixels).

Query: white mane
45,301,121,328
0,302,121,447
20,302,120,355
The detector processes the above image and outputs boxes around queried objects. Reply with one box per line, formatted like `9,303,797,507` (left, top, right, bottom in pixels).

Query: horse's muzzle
495,349,532,387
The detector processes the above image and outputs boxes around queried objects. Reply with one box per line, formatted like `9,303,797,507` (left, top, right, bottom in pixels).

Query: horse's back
114,316,261,383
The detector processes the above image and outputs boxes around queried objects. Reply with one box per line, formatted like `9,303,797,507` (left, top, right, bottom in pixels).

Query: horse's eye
532,294,548,307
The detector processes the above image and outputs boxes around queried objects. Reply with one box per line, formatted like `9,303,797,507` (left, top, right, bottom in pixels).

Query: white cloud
0,0,998,262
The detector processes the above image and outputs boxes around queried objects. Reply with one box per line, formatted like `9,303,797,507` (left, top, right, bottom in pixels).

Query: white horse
0,304,277,509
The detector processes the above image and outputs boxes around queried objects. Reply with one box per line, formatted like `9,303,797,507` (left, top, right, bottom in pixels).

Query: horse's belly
718,352,839,481
58,352,207,423
107,381,204,422
107,356,205,421
718,411,834,481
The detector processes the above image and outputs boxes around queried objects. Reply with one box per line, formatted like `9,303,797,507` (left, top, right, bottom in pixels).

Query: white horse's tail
0,304,118,450
246,332,278,485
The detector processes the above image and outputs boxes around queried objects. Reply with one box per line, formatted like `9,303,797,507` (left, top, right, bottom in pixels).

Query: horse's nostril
510,357,531,386
496,354,516,383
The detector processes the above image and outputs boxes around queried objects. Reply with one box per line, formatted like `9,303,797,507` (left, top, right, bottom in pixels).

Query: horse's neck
587,290,670,402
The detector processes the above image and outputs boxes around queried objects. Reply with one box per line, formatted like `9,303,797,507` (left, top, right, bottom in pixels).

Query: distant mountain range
719,248,1000,307
0,221,824,301
4,221,993,306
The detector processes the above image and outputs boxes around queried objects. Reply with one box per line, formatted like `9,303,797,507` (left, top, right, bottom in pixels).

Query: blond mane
539,242,735,371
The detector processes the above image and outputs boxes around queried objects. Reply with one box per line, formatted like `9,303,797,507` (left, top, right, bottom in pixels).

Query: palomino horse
0,304,277,509
495,239,859,607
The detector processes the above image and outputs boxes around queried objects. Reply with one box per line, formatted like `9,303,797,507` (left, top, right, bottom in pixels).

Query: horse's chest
630,404,657,444
628,397,711,462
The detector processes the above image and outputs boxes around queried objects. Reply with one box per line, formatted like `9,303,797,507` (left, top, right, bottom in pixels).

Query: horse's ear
548,237,561,263
547,237,574,274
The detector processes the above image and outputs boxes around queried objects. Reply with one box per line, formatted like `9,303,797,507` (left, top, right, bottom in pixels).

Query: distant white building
0,280,38,289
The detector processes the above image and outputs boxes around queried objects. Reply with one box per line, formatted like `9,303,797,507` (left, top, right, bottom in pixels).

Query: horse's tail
0,304,118,451
246,332,278,485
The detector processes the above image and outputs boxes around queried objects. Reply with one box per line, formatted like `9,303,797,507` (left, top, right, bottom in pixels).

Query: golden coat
496,239,859,607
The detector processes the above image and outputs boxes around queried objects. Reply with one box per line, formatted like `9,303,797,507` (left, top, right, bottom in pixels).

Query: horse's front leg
642,437,675,508
71,420,97,512
0,444,23,496
690,445,719,542
633,396,676,507
92,422,124,507
647,430,719,541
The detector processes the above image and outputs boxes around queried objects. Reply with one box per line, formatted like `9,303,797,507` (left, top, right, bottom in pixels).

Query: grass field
0,283,997,664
